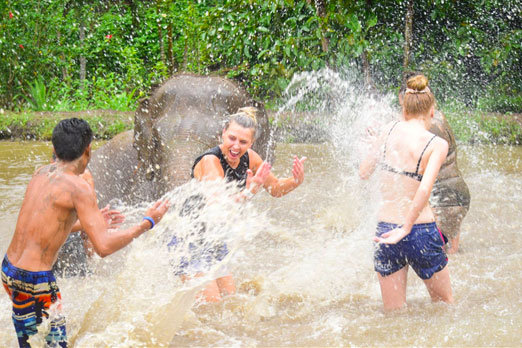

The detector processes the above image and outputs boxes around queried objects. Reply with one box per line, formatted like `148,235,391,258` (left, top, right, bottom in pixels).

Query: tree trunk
314,0,329,53
79,21,86,85
403,0,414,74
57,30,68,80
167,23,174,74
124,0,140,35
35,0,41,48
183,37,188,70
362,0,375,90
157,2,165,67
362,50,374,90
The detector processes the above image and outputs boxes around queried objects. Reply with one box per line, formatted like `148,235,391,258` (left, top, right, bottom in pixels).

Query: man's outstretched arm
74,180,169,257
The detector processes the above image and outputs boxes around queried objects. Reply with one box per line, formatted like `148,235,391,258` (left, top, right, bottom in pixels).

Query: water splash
1,71,521,345
66,180,269,346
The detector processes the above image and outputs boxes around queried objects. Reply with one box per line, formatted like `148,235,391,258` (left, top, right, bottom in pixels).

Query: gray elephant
429,110,470,254
51,75,273,278
89,74,274,207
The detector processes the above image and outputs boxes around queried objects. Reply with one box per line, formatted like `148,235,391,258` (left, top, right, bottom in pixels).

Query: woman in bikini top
379,120,437,182
359,73,452,311
359,73,449,243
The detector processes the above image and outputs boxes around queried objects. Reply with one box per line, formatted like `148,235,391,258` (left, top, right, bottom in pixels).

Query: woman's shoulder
198,152,222,165
384,120,400,130
194,146,221,162
247,148,261,158
193,152,224,179
424,131,449,158
375,120,400,139
433,134,449,150
203,146,222,156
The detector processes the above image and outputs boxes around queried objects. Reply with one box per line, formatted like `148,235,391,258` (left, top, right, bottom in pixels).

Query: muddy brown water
0,141,521,347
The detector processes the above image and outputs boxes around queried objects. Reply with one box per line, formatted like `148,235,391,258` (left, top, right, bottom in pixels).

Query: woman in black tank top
191,146,250,189
189,107,307,302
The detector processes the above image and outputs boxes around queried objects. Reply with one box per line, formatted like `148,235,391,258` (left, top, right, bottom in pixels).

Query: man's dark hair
52,118,93,161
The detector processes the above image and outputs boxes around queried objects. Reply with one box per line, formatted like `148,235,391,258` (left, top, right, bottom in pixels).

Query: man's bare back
7,141,168,272
2,117,170,346
7,162,94,271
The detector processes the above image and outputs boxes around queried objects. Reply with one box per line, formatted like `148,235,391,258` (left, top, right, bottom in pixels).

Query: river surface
0,140,521,347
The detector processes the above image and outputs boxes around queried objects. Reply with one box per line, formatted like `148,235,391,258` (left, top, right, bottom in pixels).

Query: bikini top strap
382,121,400,160
415,135,437,175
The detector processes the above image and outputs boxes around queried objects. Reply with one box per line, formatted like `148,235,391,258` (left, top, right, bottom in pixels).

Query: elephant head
89,74,274,206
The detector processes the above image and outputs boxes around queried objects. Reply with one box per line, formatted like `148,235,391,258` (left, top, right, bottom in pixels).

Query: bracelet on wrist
143,216,155,229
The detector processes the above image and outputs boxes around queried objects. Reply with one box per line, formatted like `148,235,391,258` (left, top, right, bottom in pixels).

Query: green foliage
476,93,522,114
0,0,520,121
0,112,31,138
404,0,522,105
21,77,55,111
196,0,325,97
0,111,133,140
442,102,522,145
475,81,522,114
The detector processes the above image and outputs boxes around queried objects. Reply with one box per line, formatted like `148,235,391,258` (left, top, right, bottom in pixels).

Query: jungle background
0,0,520,143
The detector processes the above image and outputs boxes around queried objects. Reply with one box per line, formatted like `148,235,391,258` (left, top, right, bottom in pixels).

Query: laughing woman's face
221,121,254,166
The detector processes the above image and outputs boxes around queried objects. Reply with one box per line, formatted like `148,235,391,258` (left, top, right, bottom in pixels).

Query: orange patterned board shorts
2,255,67,347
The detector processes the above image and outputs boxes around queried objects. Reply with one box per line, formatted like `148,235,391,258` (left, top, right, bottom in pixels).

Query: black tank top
191,146,250,189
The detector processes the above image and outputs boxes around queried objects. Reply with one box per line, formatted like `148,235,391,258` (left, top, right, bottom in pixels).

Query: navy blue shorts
374,222,448,280
167,235,228,276
168,194,229,276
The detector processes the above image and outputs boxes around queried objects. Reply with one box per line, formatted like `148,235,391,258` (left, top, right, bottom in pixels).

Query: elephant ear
134,97,150,146
430,110,456,157
133,96,162,181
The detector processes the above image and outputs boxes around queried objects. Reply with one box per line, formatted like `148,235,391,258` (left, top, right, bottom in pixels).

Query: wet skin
6,144,170,272
191,121,307,301
360,107,453,311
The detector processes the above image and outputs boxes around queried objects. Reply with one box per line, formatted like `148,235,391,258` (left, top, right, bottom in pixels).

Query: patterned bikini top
379,121,436,182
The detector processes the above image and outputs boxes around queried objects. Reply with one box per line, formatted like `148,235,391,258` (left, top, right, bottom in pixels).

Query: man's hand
145,199,171,227
292,156,307,185
100,204,125,229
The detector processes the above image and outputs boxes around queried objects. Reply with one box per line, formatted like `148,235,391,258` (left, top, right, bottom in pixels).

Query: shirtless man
1,118,170,347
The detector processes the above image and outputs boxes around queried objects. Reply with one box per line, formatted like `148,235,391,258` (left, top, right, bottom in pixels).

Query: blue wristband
143,216,155,229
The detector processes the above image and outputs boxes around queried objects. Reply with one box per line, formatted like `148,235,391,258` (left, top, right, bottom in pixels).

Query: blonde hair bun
237,106,258,125
402,73,435,116
407,75,429,92
224,106,260,139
